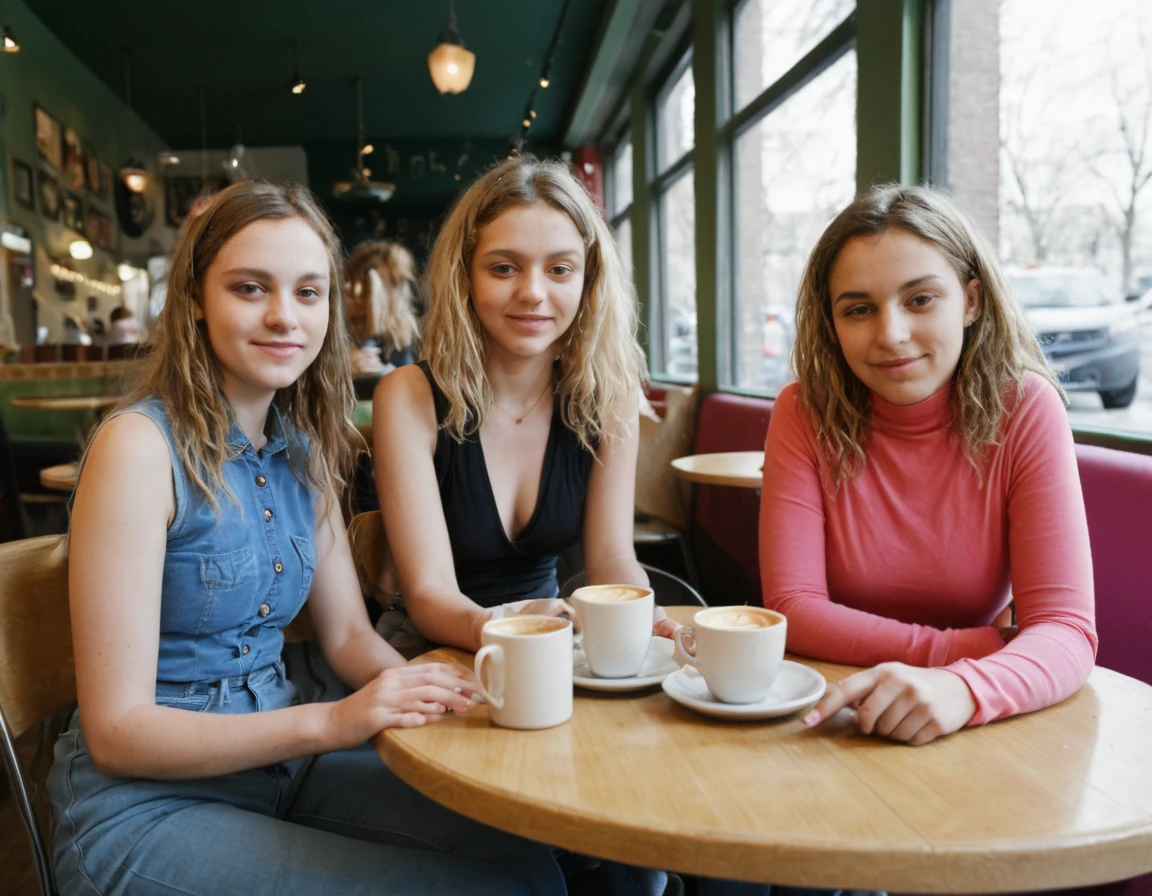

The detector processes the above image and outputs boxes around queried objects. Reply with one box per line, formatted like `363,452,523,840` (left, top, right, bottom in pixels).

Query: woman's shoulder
1006,371,1067,425
373,362,440,432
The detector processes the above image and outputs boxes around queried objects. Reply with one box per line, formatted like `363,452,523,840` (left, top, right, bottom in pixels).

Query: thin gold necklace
491,380,553,424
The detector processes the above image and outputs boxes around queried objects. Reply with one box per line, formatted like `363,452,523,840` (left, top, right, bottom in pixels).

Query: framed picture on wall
98,161,113,202
38,169,62,220
63,128,87,192
11,157,35,210
62,191,85,233
85,148,101,195
86,206,115,251
34,104,63,169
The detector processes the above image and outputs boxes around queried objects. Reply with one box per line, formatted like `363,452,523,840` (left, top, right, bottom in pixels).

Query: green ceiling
23,0,609,150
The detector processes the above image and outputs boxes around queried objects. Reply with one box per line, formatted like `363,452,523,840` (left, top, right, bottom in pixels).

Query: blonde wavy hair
115,179,360,513
346,240,420,351
422,154,645,451
793,184,1062,490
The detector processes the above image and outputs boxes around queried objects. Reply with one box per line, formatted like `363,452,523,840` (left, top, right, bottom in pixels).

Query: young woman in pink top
761,185,1097,745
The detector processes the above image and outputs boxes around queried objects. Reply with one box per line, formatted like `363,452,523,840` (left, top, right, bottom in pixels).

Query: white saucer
573,637,680,692
661,661,826,720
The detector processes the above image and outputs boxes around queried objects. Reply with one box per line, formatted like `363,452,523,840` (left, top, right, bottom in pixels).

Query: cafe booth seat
1074,443,1152,686
689,392,774,607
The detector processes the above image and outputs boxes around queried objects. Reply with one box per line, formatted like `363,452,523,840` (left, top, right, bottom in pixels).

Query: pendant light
118,54,150,194
332,77,395,203
427,0,474,94
290,40,306,95
2,24,18,52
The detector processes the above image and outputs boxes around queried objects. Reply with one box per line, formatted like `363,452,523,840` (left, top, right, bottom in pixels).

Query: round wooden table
39,462,79,492
671,451,763,488
375,606,1152,892
11,395,119,411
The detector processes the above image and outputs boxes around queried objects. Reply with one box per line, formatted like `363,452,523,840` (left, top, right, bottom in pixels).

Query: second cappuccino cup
675,606,786,704
570,584,654,679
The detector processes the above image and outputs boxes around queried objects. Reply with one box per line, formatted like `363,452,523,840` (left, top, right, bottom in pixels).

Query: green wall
0,0,172,345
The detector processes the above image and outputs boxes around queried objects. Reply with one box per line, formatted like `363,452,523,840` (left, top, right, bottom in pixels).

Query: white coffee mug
674,606,786,704
474,615,573,729
569,584,654,679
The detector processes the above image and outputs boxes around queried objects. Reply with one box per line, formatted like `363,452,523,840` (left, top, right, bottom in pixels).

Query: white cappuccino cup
474,615,573,729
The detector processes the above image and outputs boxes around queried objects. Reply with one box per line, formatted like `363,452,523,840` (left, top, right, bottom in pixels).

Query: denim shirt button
255,475,267,487
241,644,250,655
273,561,283,573
264,509,273,521
258,603,271,617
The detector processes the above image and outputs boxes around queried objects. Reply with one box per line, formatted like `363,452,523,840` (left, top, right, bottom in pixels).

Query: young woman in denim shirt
48,180,566,896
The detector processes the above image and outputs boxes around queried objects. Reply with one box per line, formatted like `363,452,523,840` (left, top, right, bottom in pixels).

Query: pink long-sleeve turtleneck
759,374,1097,725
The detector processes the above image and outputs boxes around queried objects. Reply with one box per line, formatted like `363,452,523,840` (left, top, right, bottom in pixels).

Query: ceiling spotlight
362,143,375,155
291,77,306,95
2,24,18,52
522,118,531,129
158,152,180,165
428,0,475,94
69,240,94,260
530,110,537,119
539,76,550,89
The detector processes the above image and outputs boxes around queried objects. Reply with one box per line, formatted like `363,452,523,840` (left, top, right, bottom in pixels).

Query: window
607,137,634,282
992,0,1151,434
727,0,857,392
652,51,696,380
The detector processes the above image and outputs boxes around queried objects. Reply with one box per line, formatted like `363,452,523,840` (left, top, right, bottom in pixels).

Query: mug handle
473,644,506,709
675,625,698,667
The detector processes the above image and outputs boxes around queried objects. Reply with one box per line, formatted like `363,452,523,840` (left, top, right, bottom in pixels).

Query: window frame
650,44,697,382
720,3,857,395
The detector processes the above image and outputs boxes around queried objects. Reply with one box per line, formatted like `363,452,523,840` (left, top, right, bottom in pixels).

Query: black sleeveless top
419,362,594,607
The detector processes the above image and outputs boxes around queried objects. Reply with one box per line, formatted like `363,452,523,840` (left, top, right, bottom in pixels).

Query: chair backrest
560,563,707,607
347,510,394,608
0,533,72,896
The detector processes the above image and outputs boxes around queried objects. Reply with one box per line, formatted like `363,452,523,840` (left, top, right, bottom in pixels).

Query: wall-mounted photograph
34,104,63,169
38,169,62,221
86,148,101,195
63,128,88,192
86,207,115,251
98,161,113,203
62,191,85,233
11,157,35,210
165,174,227,227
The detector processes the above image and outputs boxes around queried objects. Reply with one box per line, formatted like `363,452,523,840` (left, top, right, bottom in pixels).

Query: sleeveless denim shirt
113,398,317,684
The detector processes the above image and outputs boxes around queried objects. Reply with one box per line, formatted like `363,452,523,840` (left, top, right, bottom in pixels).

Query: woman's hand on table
803,662,976,746
652,605,680,640
327,662,477,747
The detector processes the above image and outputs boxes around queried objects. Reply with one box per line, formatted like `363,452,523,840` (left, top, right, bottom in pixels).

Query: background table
671,451,763,488
39,462,78,492
375,606,1152,892
10,395,119,412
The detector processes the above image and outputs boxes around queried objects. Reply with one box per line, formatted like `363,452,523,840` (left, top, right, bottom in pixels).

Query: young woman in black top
372,155,675,653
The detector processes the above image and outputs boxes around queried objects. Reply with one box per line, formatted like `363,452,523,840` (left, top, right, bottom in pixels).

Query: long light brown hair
792,184,1062,490
422,155,645,451
346,240,420,350
117,179,359,512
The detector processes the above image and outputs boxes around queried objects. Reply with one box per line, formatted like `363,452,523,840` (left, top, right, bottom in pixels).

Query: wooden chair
347,510,395,608
0,534,72,896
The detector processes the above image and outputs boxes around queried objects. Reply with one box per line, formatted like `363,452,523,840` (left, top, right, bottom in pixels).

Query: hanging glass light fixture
118,54,151,194
427,0,474,94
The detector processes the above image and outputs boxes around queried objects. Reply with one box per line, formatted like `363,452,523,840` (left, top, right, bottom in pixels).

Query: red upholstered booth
1074,443,1152,686
689,393,773,606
